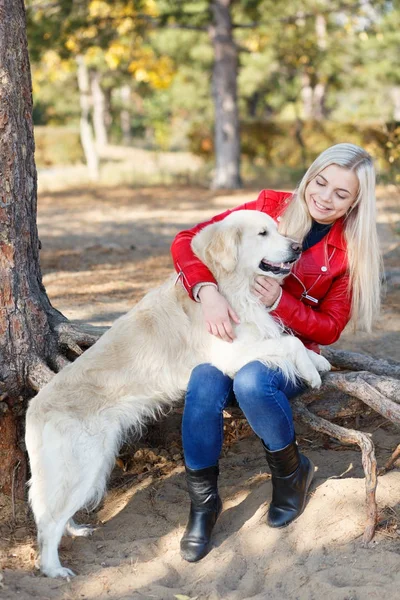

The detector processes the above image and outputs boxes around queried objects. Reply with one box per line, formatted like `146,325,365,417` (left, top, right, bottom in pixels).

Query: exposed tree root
28,360,55,392
52,354,71,372
322,348,400,378
3,303,400,542
27,321,98,392
286,351,400,543
0,306,102,497
379,443,400,475
27,319,101,391
322,371,400,423
53,320,99,355
292,398,378,544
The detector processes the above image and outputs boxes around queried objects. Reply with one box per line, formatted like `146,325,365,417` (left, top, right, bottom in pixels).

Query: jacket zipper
175,261,190,288
292,246,336,304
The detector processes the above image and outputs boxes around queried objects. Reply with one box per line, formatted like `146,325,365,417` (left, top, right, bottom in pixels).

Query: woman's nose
319,188,332,202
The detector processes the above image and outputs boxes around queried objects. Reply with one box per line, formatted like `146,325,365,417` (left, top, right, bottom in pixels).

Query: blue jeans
182,361,305,470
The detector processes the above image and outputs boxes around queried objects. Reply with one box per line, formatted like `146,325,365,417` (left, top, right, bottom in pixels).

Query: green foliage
188,119,400,182
32,58,80,126
26,0,150,60
26,0,400,175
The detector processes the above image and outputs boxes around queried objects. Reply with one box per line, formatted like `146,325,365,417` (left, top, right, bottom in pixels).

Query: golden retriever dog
25,210,330,578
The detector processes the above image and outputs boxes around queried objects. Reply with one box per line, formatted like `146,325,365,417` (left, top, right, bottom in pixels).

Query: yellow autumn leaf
89,0,112,19
65,37,78,52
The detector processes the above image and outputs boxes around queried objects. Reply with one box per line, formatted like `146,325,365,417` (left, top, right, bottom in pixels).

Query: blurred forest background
2,4,400,592
26,0,400,190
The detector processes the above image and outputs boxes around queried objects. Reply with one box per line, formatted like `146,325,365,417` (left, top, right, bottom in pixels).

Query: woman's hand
198,286,240,343
253,276,282,307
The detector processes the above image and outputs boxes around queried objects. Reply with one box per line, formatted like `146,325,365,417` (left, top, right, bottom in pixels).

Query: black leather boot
180,465,222,562
263,438,314,528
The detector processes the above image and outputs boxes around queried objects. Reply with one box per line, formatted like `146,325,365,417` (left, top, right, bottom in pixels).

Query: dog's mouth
258,258,297,275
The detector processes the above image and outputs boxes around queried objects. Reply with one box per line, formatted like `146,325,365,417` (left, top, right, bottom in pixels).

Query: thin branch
322,348,400,379
380,444,400,475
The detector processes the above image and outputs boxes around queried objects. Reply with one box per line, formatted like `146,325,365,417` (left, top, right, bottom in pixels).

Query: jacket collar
326,217,347,251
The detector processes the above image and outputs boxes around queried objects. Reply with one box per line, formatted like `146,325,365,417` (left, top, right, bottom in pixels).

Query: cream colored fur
25,210,330,578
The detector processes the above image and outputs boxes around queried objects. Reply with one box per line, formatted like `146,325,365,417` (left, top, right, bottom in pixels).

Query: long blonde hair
279,143,382,332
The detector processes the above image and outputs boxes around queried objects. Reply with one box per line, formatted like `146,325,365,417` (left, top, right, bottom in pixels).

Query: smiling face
305,164,359,224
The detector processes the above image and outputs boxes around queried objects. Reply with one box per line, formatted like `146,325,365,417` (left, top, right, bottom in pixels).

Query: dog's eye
258,230,268,236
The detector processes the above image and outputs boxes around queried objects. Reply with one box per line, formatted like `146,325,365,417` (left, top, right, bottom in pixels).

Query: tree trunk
209,0,242,189
300,72,314,119
76,55,99,181
312,82,327,120
120,85,132,145
90,70,108,148
0,5,97,497
313,14,327,120
390,86,400,121
301,14,327,121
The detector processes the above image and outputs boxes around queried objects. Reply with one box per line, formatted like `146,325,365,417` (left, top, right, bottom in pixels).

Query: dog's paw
305,370,322,389
42,566,76,579
307,351,331,374
317,356,331,373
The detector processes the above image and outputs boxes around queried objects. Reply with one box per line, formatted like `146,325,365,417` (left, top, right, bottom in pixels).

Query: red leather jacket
171,189,352,353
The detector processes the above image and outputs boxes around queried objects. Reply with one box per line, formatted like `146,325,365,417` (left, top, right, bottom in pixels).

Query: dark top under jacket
302,220,333,252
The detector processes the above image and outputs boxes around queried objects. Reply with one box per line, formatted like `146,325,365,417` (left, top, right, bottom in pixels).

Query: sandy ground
1,184,400,600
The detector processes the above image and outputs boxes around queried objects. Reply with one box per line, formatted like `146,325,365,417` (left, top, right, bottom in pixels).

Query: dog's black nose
291,242,302,254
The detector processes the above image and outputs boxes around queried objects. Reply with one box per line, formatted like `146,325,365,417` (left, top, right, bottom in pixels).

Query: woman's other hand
198,286,240,343
253,276,282,307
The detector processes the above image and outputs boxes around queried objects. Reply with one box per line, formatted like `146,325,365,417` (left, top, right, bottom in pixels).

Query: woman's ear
191,222,242,274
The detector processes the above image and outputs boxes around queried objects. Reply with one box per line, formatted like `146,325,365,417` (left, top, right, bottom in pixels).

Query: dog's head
191,210,301,280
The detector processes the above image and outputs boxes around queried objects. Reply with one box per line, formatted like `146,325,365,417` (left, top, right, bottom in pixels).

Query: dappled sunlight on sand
2,184,399,599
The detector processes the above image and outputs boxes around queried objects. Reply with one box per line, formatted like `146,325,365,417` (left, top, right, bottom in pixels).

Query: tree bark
76,55,100,181
301,74,327,121
300,72,314,120
90,69,108,149
300,14,327,120
209,0,242,189
390,86,400,121
0,3,97,497
120,84,132,145
312,14,327,120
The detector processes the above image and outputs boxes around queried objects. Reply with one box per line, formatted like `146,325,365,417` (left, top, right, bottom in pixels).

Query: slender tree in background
159,0,242,187
209,0,242,188
76,54,100,180
27,0,172,179
0,0,96,498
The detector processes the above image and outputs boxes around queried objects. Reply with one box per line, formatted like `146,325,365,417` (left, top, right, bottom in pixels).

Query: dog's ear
191,222,242,273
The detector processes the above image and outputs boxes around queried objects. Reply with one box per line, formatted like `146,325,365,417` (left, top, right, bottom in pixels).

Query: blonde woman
171,143,381,562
